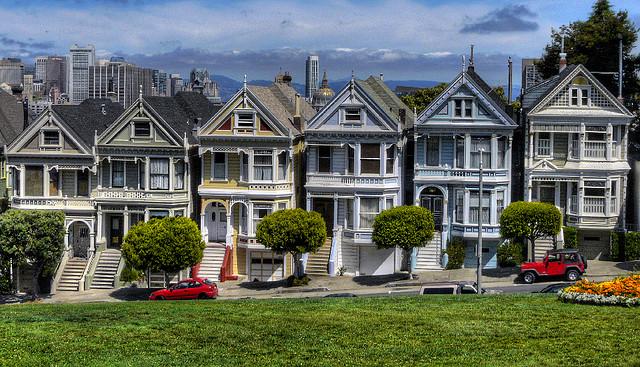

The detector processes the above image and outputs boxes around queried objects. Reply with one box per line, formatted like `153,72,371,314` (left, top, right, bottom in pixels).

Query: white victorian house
413,64,517,270
304,76,413,276
522,64,632,259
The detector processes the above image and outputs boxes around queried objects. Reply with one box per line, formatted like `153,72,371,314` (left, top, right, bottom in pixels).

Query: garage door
249,252,284,282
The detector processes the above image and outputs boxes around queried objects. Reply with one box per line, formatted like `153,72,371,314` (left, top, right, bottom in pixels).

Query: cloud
460,4,539,34
0,35,54,50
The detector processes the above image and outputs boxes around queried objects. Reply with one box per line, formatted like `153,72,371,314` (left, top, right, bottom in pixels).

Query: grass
0,295,638,366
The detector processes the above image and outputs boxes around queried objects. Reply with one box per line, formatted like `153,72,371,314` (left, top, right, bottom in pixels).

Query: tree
121,217,205,284
0,210,65,295
499,202,562,261
399,83,448,114
372,206,435,279
255,208,326,278
537,1,639,104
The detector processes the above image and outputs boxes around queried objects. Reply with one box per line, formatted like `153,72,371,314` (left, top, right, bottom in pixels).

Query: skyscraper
69,44,95,104
305,55,319,99
89,58,154,108
0,58,24,86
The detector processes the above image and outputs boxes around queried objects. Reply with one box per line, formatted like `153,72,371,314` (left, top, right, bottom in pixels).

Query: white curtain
359,198,380,229
174,161,184,190
150,158,169,190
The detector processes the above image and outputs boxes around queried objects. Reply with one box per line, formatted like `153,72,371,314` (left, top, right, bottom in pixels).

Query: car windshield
174,282,189,289
421,287,456,295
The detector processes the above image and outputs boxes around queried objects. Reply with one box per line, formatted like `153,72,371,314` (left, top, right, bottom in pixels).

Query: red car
520,249,587,284
149,278,218,300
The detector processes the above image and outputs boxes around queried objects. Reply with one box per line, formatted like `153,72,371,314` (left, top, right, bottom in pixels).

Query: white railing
12,196,94,209
306,174,398,186
247,183,291,191
415,167,508,178
583,197,606,214
95,188,188,200
583,141,607,159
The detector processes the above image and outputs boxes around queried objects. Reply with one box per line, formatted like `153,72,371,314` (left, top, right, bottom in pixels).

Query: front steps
90,250,122,289
415,231,442,271
57,258,88,291
197,245,226,280
534,238,555,261
306,238,332,276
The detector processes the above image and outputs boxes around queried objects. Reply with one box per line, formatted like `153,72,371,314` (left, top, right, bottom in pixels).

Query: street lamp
477,148,484,294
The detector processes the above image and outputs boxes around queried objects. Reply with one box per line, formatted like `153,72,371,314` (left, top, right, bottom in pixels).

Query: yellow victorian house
196,77,315,281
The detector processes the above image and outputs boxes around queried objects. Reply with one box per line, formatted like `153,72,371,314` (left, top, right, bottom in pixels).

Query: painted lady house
196,76,315,282
304,75,413,276
413,60,517,270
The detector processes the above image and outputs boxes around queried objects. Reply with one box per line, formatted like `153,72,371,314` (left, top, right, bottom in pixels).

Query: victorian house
304,76,413,276
196,78,315,282
521,63,632,260
413,63,517,270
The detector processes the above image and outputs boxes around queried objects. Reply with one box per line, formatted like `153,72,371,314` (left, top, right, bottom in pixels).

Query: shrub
563,226,578,249
256,209,326,279
497,240,524,267
625,232,640,261
611,231,624,261
119,265,145,283
287,274,310,287
445,237,465,270
500,201,561,261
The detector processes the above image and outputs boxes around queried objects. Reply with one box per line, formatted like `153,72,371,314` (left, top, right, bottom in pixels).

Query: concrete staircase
415,231,442,271
57,258,88,292
90,249,122,289
534,238,555,261
306,238,332,276
197,245,226,280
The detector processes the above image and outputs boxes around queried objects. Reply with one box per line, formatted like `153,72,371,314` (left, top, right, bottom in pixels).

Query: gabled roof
521,66,576,110
52,99,124,145
0,89,24,146
357,76,415,129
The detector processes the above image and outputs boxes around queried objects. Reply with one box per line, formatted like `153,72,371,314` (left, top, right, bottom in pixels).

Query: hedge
563,226,578,249
445,237,465,270
497,240,524,267
625,232,640,261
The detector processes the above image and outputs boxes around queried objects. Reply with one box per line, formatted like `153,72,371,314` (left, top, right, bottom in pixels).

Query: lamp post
477,148,484,294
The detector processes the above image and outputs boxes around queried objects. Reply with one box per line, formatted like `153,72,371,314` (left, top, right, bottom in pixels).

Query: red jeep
520,249,587,284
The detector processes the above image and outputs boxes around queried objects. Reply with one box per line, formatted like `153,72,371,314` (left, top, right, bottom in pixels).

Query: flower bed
558,274,640,307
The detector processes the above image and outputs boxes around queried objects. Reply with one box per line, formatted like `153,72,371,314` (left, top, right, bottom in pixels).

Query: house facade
522,64,632,259
196,80,314,282
304,76,413,276
413,65,517,270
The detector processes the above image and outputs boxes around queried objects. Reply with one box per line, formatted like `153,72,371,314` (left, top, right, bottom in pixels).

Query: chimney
101,103,106,116
399,108,406,127
293,93,303,132
192,117,202,138
507,57,513,104
379,73,384,81
559,33,567,72
468,44,475,72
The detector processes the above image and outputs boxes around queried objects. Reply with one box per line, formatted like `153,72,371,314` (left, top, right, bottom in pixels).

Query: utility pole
477,148,484,294
618,33,623,101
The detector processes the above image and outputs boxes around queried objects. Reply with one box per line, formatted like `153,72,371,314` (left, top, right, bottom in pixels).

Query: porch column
606,123,613,161
577,177,584,216
19,164,25,197
306,194,312,211
200,208,207,243
225,210,233,247
145,157,150,190
464,134,471,169
123,206,130,236
526,175,532,202
64,227,70,252
169,157,174,192
89,232,96,258
463,189,470,224
605,179,612,217
490,134,497,169
527,132,534,168
333,195,339,229
490,190,497,225
354,144,361,175
554,181,561,208
144,208,150,222
97,207,103,243
43,164,49,197
579,123,585,160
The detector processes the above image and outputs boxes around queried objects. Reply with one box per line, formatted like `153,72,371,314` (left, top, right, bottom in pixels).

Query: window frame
360,143,381,175
253,150,273,181
174,160,185,190
111,161,125,188
426,136,440,167
536,132,552,157
149,158,169,190
133,121,151,138
41,129,61,147
570,87,590,107
234,109,256,132
341,107,363,125
317,146,332,173
359,197,380,230
385,145,395,175
211,152,227,181
252,204,273,235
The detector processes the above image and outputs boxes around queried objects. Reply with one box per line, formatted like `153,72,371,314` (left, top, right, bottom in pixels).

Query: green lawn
0,295,638,366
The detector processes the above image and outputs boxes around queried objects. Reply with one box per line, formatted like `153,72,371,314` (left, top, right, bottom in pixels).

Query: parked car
418,282,483,295
520,249,587,284
149,278,218,300
536,282,575,294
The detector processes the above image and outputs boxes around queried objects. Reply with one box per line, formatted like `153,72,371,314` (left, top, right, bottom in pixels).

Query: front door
207,204,227,243
312,198,334,236
421,195,443,230
109,215,124,249
70,222,90,259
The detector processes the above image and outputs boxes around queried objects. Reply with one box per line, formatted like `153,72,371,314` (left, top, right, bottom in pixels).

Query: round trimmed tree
499,201,562,261
122,217,205,285
372,206,435,279
255,208,326,278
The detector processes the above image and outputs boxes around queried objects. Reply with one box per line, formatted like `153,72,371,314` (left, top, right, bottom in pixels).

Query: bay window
426,136,439,166
360,144,380,174
277,152,287,181
253,204,272,234
385,145,395,174
254,150,273,181
583,180,606,214
112,161,124,188
150,158,169,190
25,166,43,196
497,191,505,219
455,190,464,223
470,138,491,169
469,191,490,224
497,137,506,169
174,160,185,189
318,146,331,173
49,169,59,196
347,145,355,174
345,199,354,229
212,153,226,180
455,138,465,168
536,132,551,156
77,170,89,197
359,198,380,229
240,152,249,181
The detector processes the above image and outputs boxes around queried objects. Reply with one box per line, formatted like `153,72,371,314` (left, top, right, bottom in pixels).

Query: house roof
521,65,577,110
52,99,124,146
357,76,415,129
246,83,315,136
0,89,24,146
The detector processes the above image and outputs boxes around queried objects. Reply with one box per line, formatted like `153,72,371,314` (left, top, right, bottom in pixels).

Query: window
130,213,144,228
77,170,89,197
454,100,462,117
454,100,471,117
359,198,380,229
465,100,472,117
347,145,355,174
385,145,395,174
455,190,464,223
426,136,439,166
536,132,551,156
241,152,249,181
174,160,185,189
570,88,578,106
138,163,146,190
470,138,491,168
277,152,287,181
42,130,60,146
235,112,255,129
360,144,380,174
149,210,169,219
318,146,331,173
25,166,43,196
112,161,124,188
497,191,505,219
49,169,59,196
134,121,151,137
278,202,287,211
212,153,226,180
253,204,272,234
239,205,248,235
386,198,394,209
346,199,354,229
150,158,169,190
497,137,506,169
469,191,490,224
455,138,465,168
584,180,605,197
343,108,361,123
254,150,273,181
570,87,590,107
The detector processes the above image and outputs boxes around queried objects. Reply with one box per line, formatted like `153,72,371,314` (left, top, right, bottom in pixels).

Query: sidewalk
31,259,639,304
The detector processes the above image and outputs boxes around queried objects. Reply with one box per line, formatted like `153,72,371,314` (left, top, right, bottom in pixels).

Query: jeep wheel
566,269,580,282
523,272,536,284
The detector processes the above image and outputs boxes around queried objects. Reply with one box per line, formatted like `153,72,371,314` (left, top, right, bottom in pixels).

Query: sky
1,0,639,86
